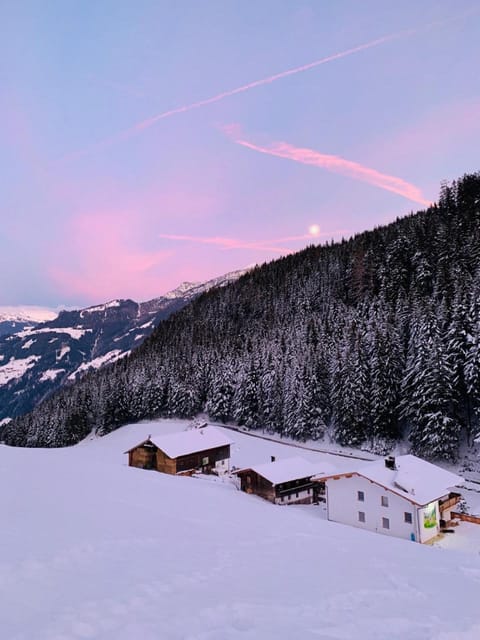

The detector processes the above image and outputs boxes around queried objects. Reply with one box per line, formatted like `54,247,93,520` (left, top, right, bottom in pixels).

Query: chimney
271,455,276,463
385,455,396,470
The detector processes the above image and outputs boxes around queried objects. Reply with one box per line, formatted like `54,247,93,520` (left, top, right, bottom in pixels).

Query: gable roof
315,454,463,506
126,426,233,459
238,456,336,486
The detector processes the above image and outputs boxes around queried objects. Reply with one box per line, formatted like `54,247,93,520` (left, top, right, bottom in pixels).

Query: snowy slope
1,419,480,640
0,269,247,422
0,306,58,337
0,305,58,323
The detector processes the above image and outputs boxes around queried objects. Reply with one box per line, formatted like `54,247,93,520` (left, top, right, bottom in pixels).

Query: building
125,425,233,475
314,454,463,543
235,456,336,505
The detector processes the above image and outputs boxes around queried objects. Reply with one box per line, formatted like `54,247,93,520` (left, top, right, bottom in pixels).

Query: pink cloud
49,212,173,303
371,98,480,161
223,125,431,206
158,229,348,254
159,233,294,254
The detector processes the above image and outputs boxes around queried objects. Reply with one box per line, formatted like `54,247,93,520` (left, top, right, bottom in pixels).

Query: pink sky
2,2,479,307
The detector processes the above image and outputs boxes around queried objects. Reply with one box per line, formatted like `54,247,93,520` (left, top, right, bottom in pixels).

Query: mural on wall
423,502,437,529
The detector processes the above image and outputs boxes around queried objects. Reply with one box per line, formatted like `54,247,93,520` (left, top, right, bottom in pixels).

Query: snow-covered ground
0,354,40,385
2,419,480,640
0,305,58,323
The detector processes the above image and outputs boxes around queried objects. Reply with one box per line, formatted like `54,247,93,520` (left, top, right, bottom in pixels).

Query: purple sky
2,1,480,308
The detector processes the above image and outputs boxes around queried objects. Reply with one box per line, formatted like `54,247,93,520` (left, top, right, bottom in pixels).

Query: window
381,496,389,507
358,511,366,523
404,512,413,524
295,492,299,498
307,488,311,495
281,496,284,502
288,494,291,501
357,491,365,502
202,456,209,466
382,517,390,529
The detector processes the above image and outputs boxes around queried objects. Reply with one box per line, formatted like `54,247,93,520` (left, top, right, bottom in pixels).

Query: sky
1,1,480,309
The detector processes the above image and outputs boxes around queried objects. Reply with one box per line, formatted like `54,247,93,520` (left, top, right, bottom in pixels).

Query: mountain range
0,270,246,424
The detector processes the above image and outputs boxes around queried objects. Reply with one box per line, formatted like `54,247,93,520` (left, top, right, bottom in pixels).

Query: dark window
295,492,299,498
381,496,389,507
382,517,390,529
404,512,413,524
357,491,365,502
358,511,366,523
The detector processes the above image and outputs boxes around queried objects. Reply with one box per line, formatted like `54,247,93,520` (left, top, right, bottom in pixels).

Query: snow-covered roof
316,454,463,506
240,456,336,486
130,426,233,459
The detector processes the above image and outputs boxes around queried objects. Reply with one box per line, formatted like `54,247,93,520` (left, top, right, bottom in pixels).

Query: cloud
158,229,347,255
223,125,431,206
49,212,173,303
61,28,414,162
370,98,480,162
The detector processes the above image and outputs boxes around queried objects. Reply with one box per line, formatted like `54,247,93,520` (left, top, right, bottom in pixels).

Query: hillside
0,270,245,423
1,419,480,640
0,306,57,337
4,173,480,461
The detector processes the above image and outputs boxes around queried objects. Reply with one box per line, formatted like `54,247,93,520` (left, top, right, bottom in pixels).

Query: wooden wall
156,449,177,474
238,470,276,503
128,442,230,476
175,445,230,474
129,446,156,469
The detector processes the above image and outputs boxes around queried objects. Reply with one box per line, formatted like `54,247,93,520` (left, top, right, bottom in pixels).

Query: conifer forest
4,173,480,461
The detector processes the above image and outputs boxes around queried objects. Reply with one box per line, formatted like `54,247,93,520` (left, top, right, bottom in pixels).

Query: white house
313,454,463,543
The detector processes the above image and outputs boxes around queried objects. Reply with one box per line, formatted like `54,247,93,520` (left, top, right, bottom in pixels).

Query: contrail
132,30,411,134
158,233,297,254
61,28,414,162
158,229,347,254
61,9,478,162
224,125,431,206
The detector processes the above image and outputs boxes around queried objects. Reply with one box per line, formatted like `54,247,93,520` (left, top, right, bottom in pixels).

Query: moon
308,224,321,237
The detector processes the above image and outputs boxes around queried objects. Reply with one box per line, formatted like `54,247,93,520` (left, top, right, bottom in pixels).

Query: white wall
215,457,230,475
326,475,427,542
417,501,440,543
275,487,312,505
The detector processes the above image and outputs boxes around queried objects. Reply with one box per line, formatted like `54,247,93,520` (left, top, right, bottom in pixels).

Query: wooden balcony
439,492,462,512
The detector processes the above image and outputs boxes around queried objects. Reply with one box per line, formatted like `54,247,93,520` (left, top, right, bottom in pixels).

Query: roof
126,426,233,459
237,456,336,486
315,454,463,506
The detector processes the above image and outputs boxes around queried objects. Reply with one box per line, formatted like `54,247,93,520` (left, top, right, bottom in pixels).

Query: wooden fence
451,512,480,525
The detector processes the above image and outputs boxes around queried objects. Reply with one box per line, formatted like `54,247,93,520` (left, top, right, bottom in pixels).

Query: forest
4,173,480,461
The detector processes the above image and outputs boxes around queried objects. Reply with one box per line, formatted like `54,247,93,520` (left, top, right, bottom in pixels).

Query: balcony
439,492,462,512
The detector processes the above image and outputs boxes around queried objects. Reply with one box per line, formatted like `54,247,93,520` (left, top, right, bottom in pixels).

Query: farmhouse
314,454,463,543
125,425,233,475
235,456,335,505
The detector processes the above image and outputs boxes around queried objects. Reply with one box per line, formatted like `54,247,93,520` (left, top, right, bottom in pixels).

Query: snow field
1,419,480,640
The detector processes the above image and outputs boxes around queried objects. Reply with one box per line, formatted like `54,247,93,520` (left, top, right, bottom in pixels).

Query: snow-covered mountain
1,418,479,639
0,269,247,422
0,306,58,337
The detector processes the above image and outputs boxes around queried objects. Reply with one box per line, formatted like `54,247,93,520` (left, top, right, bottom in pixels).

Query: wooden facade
236,468,320,505
126,438,231,476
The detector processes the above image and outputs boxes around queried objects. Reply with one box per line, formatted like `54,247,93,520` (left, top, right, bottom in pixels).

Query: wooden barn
235,456,335,505
125,425,233,475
